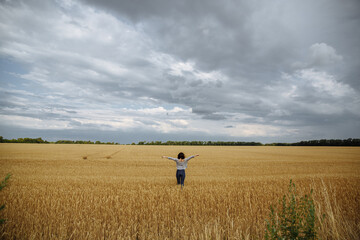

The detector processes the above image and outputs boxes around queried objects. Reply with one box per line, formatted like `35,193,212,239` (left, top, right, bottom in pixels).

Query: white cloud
291,43,343,70
0,115,69,130
123,106,190,115
227,124,296,137
169,119,189,127
295,68,353,98
169,61,195,76
167,59,227,87
280,68,355,99
310,43,343,66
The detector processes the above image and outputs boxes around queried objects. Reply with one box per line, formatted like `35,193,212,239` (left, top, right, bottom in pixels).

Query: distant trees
266,138,360,146
0,137,48,144
55,140,94,144
55,140,118,145
136,141,263,146
0,137,123,144
139,139,360,146
0,136,359,146
294,138,360,146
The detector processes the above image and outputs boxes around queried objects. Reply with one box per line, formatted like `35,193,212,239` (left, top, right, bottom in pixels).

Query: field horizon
0,144,359,239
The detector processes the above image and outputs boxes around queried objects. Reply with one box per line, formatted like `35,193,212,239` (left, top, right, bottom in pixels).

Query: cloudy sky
0,0,359,143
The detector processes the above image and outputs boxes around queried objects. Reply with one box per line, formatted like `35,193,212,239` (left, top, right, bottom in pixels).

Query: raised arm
162,156,178,161
185,154,200,161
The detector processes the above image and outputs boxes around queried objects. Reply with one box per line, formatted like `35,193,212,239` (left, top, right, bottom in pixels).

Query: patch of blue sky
0,57,49,96
0,57,30,88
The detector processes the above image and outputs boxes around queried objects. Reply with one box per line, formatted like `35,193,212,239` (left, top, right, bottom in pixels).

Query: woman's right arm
162,156,178,161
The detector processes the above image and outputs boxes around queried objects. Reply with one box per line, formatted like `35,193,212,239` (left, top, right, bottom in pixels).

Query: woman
162,152,200,187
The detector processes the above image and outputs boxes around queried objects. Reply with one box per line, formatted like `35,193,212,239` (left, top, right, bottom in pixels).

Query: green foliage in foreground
265,180,318,240
0,173,11,225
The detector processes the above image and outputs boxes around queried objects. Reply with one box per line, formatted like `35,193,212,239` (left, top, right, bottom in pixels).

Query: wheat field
0,144,359,239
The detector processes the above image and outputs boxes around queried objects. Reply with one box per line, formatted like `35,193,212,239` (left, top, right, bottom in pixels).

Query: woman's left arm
185,154,199,161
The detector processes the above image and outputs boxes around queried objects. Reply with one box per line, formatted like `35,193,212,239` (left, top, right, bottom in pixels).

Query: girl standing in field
162,152,199,187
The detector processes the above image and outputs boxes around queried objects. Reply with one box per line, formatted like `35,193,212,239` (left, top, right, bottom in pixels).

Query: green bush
0,173,11,224
265,179,317,240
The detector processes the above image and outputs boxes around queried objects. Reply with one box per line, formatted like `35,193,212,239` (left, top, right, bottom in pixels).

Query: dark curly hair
178,152,185,159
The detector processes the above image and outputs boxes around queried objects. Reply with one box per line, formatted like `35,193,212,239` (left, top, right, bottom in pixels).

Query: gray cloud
0,0,359,142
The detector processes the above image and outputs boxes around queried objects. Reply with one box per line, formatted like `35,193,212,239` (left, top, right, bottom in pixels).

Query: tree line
0,136,359,146
0,137,117,145
136,141,262,146
0,136,49,144
55,140,119,145
265,138,360,146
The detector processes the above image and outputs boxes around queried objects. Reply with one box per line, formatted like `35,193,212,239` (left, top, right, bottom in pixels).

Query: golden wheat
0,144,359,239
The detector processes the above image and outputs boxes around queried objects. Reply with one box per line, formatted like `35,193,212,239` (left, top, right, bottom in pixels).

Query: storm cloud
0,0,359,143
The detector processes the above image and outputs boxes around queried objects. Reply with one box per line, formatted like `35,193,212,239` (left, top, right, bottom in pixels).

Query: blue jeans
176,169,186,186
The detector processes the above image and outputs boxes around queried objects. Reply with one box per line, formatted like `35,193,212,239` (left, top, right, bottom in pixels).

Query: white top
167,156,195,170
